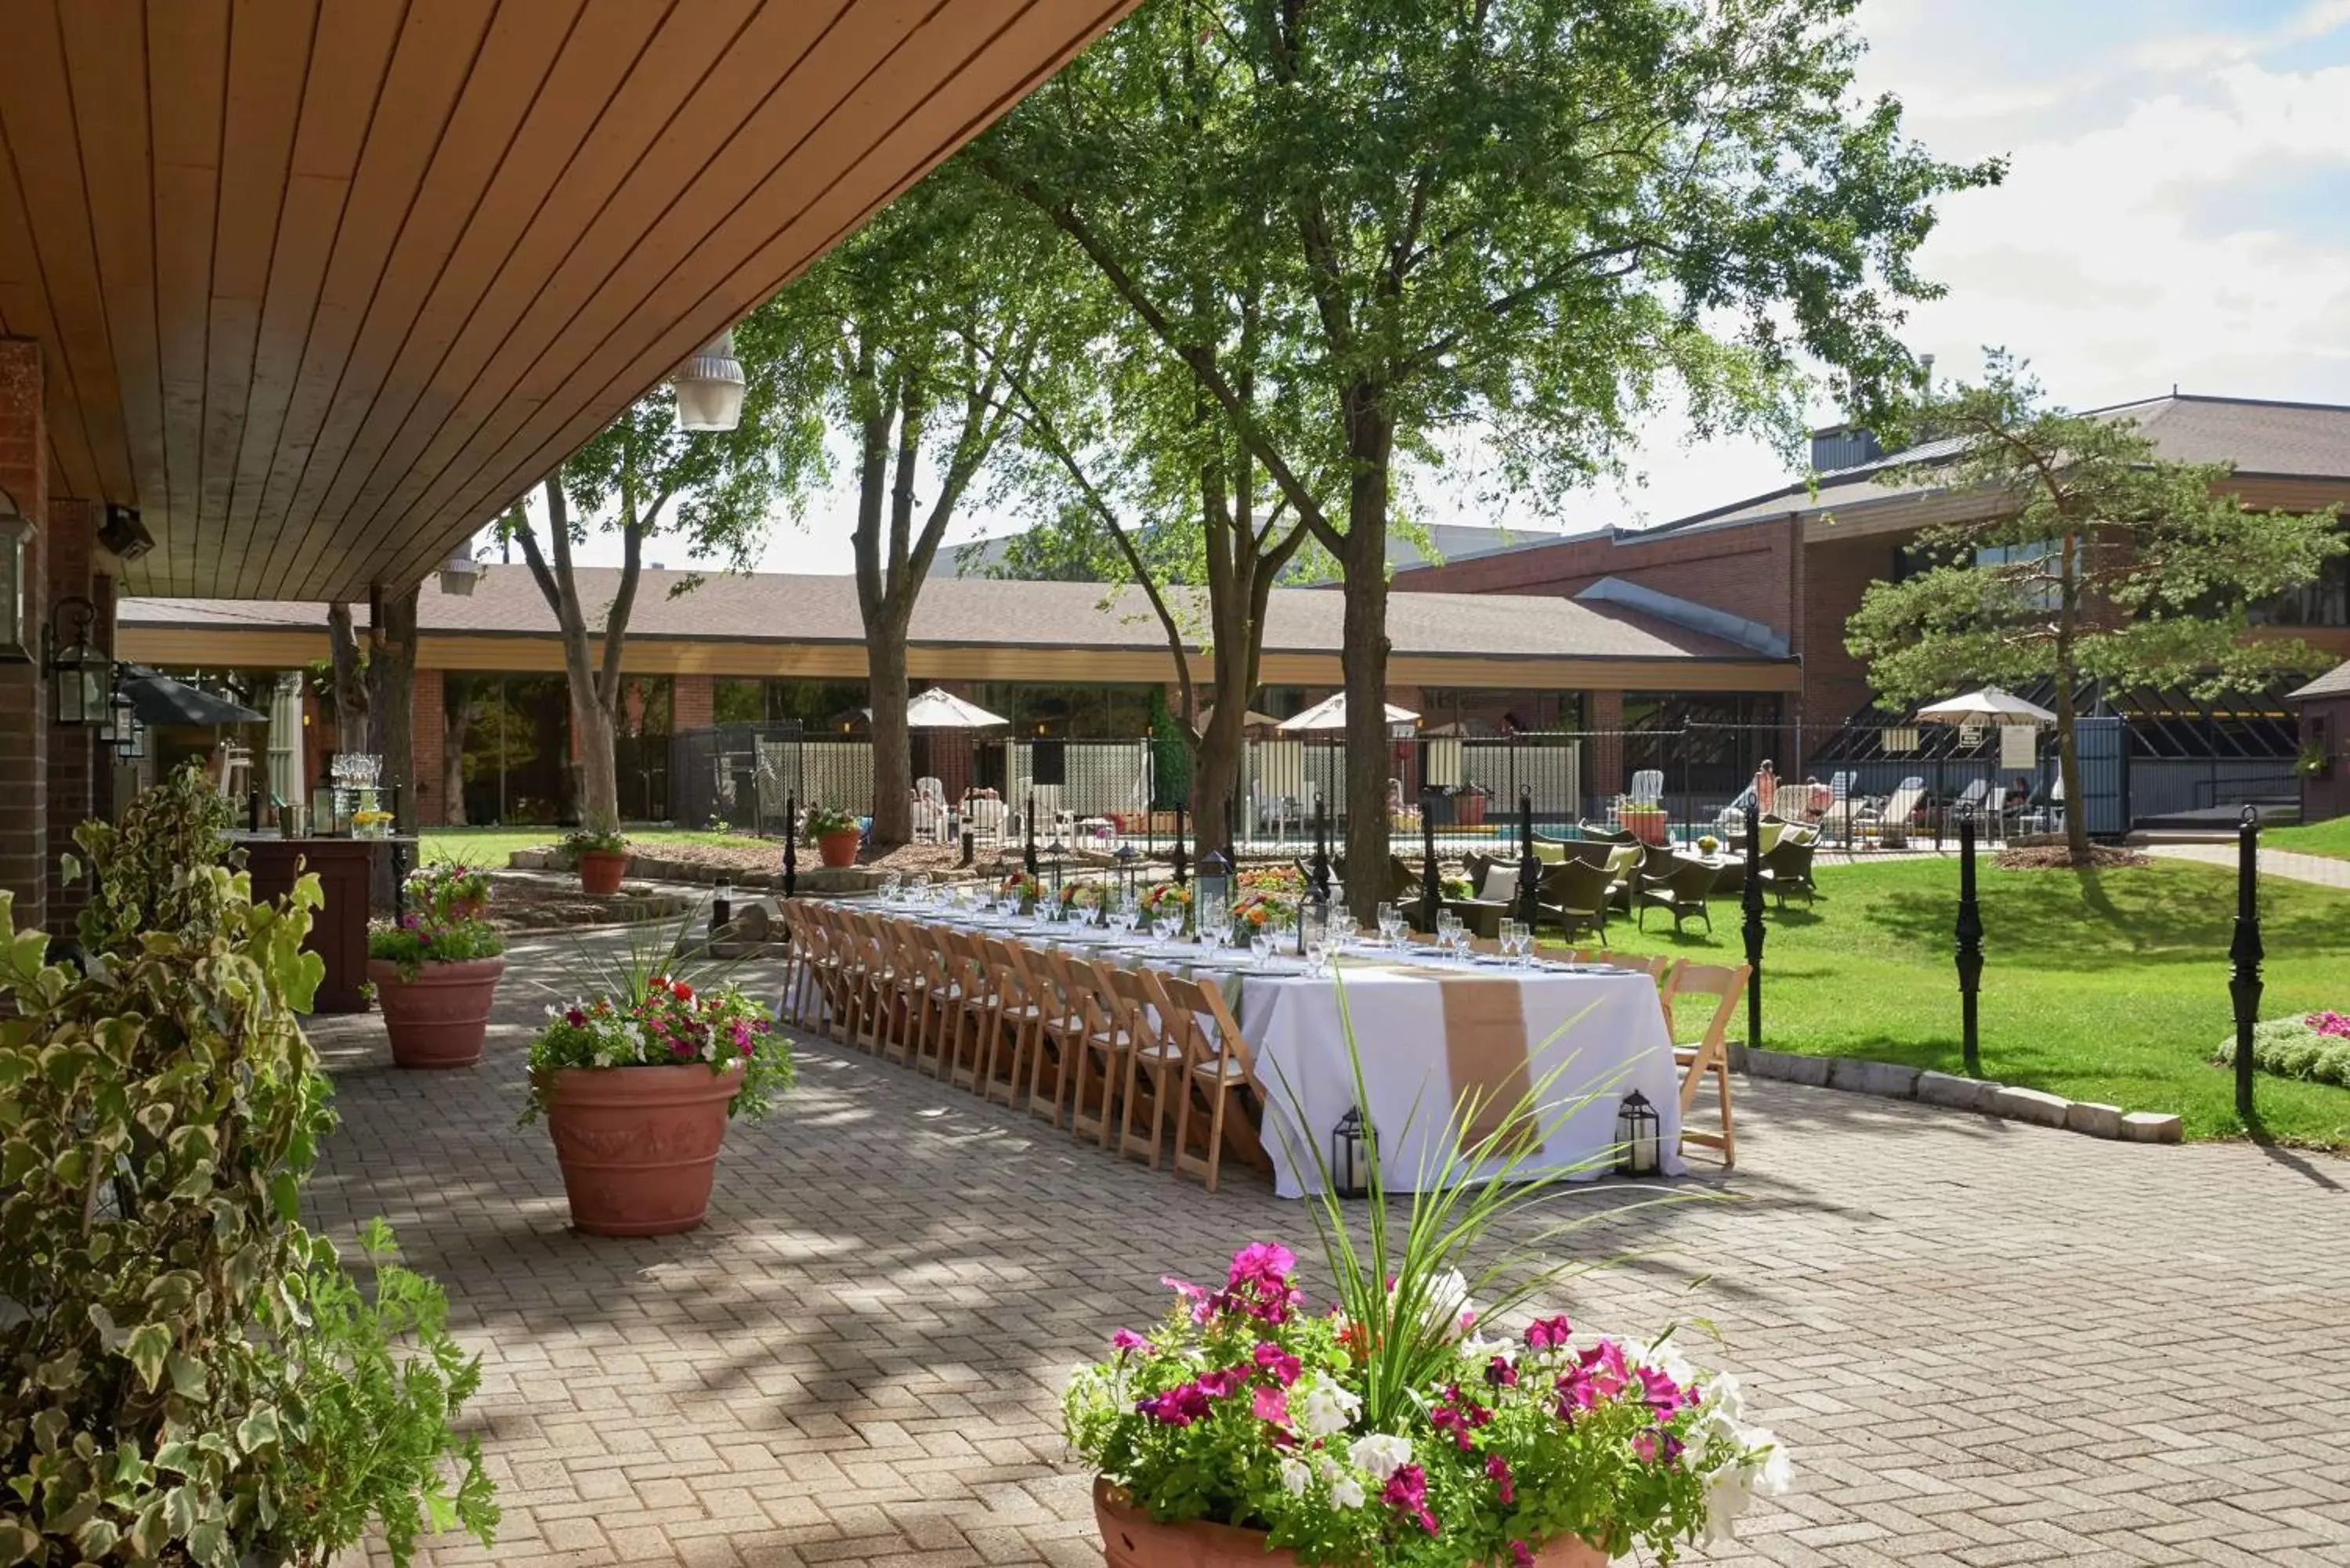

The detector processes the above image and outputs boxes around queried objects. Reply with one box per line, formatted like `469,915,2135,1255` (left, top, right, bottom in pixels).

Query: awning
121,672,264,727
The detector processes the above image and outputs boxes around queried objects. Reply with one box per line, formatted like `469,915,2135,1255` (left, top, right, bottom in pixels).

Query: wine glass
1303,921,1330,979
1250,930,1275,969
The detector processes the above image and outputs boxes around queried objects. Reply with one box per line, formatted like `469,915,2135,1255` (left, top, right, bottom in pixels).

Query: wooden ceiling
0,0,1133,600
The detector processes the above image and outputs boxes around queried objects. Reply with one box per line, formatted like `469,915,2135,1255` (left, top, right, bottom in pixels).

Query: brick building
1394,396,2350,793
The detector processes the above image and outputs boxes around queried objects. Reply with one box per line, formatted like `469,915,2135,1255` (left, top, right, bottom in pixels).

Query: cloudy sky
568,0,2350,576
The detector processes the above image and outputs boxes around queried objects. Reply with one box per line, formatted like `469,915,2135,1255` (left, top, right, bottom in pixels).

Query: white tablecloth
1246,965,1684,1197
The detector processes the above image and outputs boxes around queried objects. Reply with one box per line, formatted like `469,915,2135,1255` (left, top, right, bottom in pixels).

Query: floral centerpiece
1059,880,1106,912
351,805,396,838
1001,871,1043,910
559,826,632,894
1139,880,1194,924
1694,835,1721,857
365,895,508,1070
1231,889,1299,933
1064,994,1793,1567
523,916,794,1236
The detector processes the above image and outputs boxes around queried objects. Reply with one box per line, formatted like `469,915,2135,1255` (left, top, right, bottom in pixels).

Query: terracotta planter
577,848,631,895
1621,809,1669,847
1093,1481,1604,1568
367,956,505,1069
1454,792,1488,829
817,828,861,868
538,1063,741,1236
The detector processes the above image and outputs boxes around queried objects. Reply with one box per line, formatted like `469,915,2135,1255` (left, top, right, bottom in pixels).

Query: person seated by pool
2003,776,2031,812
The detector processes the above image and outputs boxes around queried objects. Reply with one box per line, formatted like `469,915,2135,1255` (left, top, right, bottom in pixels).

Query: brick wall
674,672,713,729
411,668,446,825
45,498,98,930
0,339,46,934
1800,533,1896,728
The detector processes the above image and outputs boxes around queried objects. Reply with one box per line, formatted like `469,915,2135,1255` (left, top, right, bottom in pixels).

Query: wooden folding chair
871,917,931,1066
1029,946,1094,1127
782,903,833,1033
1062,957,1132,1150
1657,961,1748,1166
840,911,889,1052
1108,966,1181,1169
1145,970,1264,1193
938,929,993,1090
980,938,1044,1107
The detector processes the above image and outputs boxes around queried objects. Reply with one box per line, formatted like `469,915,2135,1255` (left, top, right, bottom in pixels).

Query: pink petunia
1111,1329,1146,1353
1137,1382,1210,1425
1252,1385,1290,1426
1524,1314,1573,1351
1511,1543,1535,1568
1253,1342,1302,1386
1486,1453,1515,1505
1382,1465,1440,1535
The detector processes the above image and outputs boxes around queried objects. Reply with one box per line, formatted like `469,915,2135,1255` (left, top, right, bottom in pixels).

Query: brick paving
308,930,2350,1568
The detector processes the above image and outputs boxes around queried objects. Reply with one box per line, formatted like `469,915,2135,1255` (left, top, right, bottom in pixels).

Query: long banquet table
837,902,1687,1195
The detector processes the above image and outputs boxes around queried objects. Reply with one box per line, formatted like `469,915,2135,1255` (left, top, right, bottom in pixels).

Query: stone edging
1738,1048,2182,1144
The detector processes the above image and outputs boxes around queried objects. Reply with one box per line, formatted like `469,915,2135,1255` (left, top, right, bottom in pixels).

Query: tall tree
507,323,821,834
324,605,369,754
442,674,476,826
769,172,1056,848
978,0,1999,912
1846,352,2345,861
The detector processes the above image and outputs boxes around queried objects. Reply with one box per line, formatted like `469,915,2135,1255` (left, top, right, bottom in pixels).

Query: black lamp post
1172,804,1189,885
1516,785,1541,930
1741,798,1766,1055
1954,805,1984,1076
1419,799,1441,934
781,790,798,899
2230,804,2264,1121
1311,791,1332,902
1023,791,1039,878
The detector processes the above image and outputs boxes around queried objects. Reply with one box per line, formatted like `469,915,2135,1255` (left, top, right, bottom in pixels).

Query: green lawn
2267,816,2350,862
417,826,757,866
1576,857,2350,1146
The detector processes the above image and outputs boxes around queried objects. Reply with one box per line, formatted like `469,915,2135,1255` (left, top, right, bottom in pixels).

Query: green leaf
188,1515,229,1567
233,1405,280,1455
121,1323,172,1393
0,1519,43,1566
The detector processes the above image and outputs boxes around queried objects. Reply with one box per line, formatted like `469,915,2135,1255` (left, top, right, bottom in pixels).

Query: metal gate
2073,716,2128,836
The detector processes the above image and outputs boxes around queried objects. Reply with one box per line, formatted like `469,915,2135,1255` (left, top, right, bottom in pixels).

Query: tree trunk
575,698,620,835
368,584,419,909
1338,396,1396,920
867,612,912,847
327,603,369,754
443,675,474,826
1191,703,1245,858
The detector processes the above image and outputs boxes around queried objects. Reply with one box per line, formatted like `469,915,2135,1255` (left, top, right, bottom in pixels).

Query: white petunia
1462,1329,1516,1362
1635,1336,1697,1389
1415,1268,1473,1337
1278,1457,1311,1497
1328,1476,1366,1511
1705,1371,1745,1425
1296,1378,1361,1440
1700,1467,1754,1544
1347,1433,1414,1483
1748,1431,1793,1498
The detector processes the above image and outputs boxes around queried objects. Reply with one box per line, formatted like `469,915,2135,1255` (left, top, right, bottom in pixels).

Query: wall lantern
437,546,484,596
98,678,133,744
672,328,746,432
117,711,146,761
45,596,108,725
0,497,29,662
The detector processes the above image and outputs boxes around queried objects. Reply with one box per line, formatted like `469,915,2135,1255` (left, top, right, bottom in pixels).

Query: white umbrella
1914,686,2059,727
1277,692,1420,732
903,688,1008,728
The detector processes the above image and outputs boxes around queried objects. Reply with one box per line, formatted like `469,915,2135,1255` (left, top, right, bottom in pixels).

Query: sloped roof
1643,393,2350,539
122,565,1777,664
2290,659,2350,703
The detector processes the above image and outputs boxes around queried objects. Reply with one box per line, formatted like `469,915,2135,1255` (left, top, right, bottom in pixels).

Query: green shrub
366,916,507,981
0,775,496,1567
2212,1013,2350,1089
556,827,629,862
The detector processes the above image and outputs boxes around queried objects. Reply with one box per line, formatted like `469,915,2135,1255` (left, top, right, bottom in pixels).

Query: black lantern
1115,843,1141,909
710,877,733,942
1195,849,1231,940
1614,1090,1662,1177
1331,1107,1370,1198
98,677,132,745
116,711,146,762
44,596,107,725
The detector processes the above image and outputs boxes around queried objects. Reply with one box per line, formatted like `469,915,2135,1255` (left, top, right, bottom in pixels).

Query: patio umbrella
902,688,1007,728
1195,703,1281,734
119,669,266,727
1914,686,2059,726
1277,692,1419,732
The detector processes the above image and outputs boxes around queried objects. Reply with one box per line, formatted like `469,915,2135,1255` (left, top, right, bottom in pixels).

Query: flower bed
2212,1011,2350,1088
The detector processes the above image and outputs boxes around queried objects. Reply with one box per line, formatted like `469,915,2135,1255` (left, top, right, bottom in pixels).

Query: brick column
411,667,446,826
673,672,713,730
0,339,47,934
45,498,99,931
1587,689,1625,810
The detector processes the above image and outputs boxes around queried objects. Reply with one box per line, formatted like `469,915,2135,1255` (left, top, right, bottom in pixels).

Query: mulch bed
483,872,690,929
1994,844,2153,870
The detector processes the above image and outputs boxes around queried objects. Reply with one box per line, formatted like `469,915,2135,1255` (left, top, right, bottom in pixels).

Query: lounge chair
1758,836,1817,908
1635,853,1719,934
1536,857,1613,942
1856,777,1926,847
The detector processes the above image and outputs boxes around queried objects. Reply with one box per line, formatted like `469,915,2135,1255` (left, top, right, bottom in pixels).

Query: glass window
2249,554,2350,627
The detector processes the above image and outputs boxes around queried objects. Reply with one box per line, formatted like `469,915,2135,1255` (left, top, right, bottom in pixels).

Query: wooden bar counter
233,834,415,1013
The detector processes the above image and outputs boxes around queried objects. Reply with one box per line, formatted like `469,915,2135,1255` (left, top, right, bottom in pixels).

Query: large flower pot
1454,792,1488,829
577,848,630,895
367,956,504,1069
1093,1481,1604,1568
817,828,861,868
538,1063,740,1237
